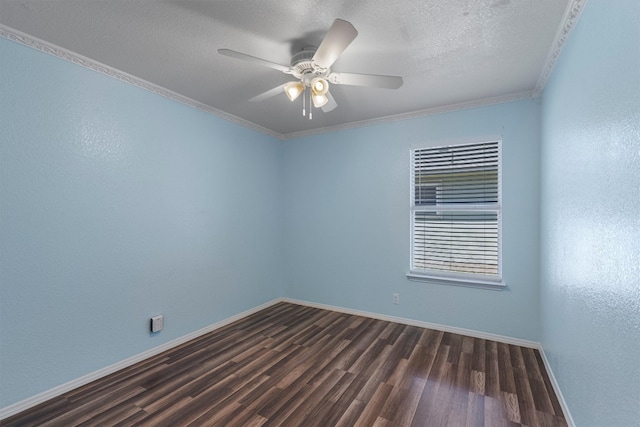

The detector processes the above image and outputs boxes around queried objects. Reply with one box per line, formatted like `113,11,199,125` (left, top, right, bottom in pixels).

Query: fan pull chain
302,88,306,117
309,89,313,120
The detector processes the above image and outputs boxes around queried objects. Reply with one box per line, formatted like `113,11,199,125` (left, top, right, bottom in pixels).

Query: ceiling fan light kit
218,18,403,119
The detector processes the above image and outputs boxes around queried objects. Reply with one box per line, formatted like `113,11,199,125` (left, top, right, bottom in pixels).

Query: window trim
406,271,505,290
408,139,505,290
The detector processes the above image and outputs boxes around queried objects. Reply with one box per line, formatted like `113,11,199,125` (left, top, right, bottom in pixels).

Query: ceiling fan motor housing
291,47,329,81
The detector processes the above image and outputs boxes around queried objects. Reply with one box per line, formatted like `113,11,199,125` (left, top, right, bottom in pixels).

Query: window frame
407,139,505,290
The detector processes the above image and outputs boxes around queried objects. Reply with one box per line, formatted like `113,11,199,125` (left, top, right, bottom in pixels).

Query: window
408,140,503,289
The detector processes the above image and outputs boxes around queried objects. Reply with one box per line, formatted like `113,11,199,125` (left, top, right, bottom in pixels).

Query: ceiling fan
218,19,403,118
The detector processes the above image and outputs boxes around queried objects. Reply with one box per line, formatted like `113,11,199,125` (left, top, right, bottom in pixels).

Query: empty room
0,0,638,426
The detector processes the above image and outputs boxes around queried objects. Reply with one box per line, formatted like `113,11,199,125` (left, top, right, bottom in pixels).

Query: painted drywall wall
540,1,640,425
0,38,283,408
283,99,541,341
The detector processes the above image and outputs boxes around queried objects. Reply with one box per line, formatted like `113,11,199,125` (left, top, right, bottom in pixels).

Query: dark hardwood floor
2,303,567,426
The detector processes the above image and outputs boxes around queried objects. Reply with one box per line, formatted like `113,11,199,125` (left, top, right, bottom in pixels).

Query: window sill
406,272,506,290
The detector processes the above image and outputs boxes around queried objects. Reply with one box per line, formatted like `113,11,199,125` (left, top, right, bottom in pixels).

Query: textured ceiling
0,0,575,138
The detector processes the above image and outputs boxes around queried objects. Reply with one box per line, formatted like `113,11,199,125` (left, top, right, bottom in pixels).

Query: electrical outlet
393,293,400,304
150,314,164,333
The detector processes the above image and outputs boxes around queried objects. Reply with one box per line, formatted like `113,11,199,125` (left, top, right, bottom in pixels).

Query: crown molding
534,0,587,95
281,90,535,140
0,25,285,141
2,2,581,143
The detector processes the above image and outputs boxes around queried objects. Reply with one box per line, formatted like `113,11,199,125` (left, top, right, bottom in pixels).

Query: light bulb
311,78,329,96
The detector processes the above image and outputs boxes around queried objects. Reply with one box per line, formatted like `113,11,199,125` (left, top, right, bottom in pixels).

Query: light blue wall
0,38,283,408
283,99,541,341
6,2,637,419
540,1,640,425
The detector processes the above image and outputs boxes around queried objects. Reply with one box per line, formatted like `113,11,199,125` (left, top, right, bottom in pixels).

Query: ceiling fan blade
218,49,291,73
249,84,287,102
312,19,358,69
321,91,338,112
329,72,403,89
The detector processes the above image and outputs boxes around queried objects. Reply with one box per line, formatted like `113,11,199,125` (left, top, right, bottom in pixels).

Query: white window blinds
410,141,501,283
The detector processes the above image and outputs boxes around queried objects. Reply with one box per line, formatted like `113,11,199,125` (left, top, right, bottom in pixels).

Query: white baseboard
538,346,576,427
285,298,575,424
282,297,539,349
2,297,573,425
284,298,577,424
0,299,283,421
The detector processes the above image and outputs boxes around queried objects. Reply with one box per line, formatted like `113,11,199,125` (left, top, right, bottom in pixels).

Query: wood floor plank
186,375,268,425
353,382,393,427
498,342,517,394
189,383,239,418
485,339,502,399
112,408,148,426
534,350,566,419
277,368,346,426
470,369,486,395
462,335,475,354
318,376,369,426
421,356,455,426
302,374,354,424
471,337,486,373
38,385,146,427
447,351,472,427
513,365,540,426
466,392,485,427
373,417,391,427
501,391,521,424
78,404,144,427
483,395,511,427
2,303,568,427
390,376,427,427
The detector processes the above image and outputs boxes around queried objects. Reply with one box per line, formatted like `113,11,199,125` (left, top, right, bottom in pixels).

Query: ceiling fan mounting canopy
218,18,403,115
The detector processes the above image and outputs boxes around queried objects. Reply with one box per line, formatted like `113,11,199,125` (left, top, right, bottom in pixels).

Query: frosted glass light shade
284,81,304,101
312,93,328,108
